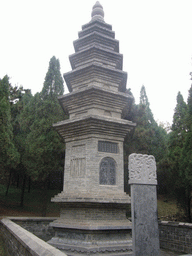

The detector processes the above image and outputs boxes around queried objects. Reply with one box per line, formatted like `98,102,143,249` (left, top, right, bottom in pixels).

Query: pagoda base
48,198,132,255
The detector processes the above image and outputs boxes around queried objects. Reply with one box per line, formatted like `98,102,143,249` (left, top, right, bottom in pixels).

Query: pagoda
49,2,135,255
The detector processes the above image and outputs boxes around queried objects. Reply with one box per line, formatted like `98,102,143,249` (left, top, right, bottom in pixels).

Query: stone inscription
70,158,86,177
129,153,157,185
132,185,160,255
98,141,118,153
100,157,116,185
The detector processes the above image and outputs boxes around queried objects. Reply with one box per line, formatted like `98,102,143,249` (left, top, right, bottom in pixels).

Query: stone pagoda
49,2,135,255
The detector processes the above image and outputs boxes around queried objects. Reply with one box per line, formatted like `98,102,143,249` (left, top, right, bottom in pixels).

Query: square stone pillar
129,153,160,256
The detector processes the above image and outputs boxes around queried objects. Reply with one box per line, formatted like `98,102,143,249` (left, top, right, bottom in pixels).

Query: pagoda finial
91,1,104,21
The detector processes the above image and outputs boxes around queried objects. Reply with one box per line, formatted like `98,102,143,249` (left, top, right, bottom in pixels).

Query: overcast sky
1,0,192,125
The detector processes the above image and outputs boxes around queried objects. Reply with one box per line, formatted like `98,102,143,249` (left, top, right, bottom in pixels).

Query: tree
10,86,33,205
125,85,167,161
178,85,192,222
41,56,64,99
167,88,192,222
23,56,65,215
124,85,168,193
0,76,20,175
168,92,187,194
140,85,154,124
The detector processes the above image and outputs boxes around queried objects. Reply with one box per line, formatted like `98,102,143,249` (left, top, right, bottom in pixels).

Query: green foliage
125,86,168,162
124,85,168,193
168,89,192,222
22,57,65,181
41,56,64,99
0,183,60,216
0,76,20,171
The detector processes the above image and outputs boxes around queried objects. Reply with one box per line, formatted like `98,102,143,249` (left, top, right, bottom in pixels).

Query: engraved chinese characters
129,153,157,185
70,144,86,178
100,157,116,185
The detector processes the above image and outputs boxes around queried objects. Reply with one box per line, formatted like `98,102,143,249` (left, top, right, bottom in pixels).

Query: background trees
0,76,20,178
0,57,66,214
167,86,192,222
124,85,168,193
1,57,192,221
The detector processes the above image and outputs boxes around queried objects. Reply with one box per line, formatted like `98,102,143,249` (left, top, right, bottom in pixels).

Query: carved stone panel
128,153,157,185
70,158,86,177
98,141,118,153
100,157,116,185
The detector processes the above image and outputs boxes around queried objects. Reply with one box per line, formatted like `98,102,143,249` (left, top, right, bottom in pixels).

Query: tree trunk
41,178,48,217
5,170,12,196
187,190,191,223
20,174,26,207
16,174,20,188
28,177,31,193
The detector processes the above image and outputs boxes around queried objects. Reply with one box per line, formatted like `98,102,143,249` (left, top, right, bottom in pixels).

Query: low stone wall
1,217,192,255
11,217,56,241
0,218,67,256
159,221,192,254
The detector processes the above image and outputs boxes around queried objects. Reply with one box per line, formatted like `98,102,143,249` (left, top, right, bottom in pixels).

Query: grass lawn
0,184,61,217
158,196,178,221
0,184,186,255
0,183,182,220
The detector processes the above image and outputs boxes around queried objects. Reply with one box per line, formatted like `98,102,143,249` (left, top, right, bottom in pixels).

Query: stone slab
131,184,160,256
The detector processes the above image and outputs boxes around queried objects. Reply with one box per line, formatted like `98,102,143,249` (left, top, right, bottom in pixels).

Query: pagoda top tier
91,1,104,21
63,2,128,95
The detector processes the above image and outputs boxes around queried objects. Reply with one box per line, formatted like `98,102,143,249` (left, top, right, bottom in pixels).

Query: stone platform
48,195,132,255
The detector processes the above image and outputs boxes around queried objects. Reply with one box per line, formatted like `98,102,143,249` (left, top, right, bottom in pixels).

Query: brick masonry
1,217,192,255
0,218,67,256
159,221,192,254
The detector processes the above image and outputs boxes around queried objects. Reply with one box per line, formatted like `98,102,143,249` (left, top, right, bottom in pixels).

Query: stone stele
48,2,136,255
129,153,160,256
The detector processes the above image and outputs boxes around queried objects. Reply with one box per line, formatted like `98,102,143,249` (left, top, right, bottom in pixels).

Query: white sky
1,0,192,125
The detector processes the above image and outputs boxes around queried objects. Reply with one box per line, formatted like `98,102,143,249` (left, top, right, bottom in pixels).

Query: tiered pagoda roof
53,1,135,140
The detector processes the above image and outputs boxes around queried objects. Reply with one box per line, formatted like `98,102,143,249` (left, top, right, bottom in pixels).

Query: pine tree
124,85,168,193
10,87,33,205
22,57,65,215
41,56,64,99
139,85,154,124
179,85,192,222
168,92,187,193
0,76,20,173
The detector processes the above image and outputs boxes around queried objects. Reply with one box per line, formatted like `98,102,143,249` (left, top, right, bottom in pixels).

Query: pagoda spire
91,1,104,21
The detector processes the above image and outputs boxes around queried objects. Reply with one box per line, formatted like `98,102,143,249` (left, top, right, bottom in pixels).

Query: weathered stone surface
50,2,134,255
73,31,119,53
69,46,122,70
131,185,160,255
100,157,116,185
129,153,160,256
57,86,133,120
78,24,115,39
129,153,157,185
53,115,135,142
0,218,67,256
159,221,192,254
64,63,127,93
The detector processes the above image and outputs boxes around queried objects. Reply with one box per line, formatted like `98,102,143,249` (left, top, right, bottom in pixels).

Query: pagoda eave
79,23,115,39
73,32,119,53
82,18,112,31
64,63,127,93
69,45,123,70
53,115,135,141
58,86,133,116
